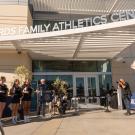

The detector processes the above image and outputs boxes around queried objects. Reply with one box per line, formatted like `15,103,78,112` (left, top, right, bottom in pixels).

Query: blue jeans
123,96,131,113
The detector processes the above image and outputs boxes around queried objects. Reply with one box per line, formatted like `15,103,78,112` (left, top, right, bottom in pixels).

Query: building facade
0,0,135,105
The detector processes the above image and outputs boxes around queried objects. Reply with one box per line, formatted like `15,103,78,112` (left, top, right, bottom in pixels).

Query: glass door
74,75,100,104
75,77,85,103
87,77,98,104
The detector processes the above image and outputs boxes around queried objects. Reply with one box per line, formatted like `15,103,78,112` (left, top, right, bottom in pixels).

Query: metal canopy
31,0,135,15
0,19,135,60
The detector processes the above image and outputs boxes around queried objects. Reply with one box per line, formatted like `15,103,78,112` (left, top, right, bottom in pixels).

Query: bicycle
0,125,5,135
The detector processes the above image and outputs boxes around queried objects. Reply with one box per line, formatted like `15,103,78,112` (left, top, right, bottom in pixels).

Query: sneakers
0,120,3,126
15,116,18,122
124,112,131,116
12,117,17,124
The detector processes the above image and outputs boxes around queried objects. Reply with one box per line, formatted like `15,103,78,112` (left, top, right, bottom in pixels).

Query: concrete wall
0,52,32,88
27,6,33,27
0,4,32,87
112,45,135,91
0,5,27,25
0,4,32,34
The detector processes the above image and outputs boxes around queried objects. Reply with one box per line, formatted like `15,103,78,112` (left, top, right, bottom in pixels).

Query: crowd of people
0,76,34,125
0,75,133,126
0,77,69,126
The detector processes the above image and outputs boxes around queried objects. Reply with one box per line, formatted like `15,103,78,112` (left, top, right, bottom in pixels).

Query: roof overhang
31,0,135,16
0,19,135,60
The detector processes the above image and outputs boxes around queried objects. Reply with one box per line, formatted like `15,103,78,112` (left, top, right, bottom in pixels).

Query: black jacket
122,82,132,98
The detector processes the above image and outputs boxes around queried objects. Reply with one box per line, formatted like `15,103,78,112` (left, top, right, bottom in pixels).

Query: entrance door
87,77,99,104
74,75,100,104
75,77,85,103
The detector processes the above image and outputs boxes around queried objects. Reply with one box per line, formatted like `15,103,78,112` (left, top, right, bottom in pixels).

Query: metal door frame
73,73,100,104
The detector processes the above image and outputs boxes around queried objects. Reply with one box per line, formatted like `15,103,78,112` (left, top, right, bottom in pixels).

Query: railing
0,0,28,5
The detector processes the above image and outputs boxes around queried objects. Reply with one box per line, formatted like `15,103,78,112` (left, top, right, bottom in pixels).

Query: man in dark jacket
118,79,132,115
36,79,48,117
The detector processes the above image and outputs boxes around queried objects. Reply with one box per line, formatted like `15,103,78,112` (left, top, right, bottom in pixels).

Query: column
85,77,89,104
73,75,77,97
117,87,123,109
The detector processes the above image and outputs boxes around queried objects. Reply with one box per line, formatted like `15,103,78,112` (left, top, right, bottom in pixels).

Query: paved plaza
3,105,135,135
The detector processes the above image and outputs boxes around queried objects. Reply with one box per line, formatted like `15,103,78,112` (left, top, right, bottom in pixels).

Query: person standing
118,79,132,115
36,79,48,117
22,79,33,123
0,76,8,125
10,79,22,124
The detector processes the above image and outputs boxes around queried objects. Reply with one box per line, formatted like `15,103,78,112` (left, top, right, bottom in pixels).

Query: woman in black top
0,76,8,125
22,79,33,123
10,79,22,124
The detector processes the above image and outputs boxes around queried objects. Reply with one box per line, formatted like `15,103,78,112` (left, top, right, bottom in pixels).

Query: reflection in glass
33,75,73,97
99,75,112,96
60,75,73,98
88,77,97,103
76,77,85,97
88,77,96,97
97,61,111,72
32,60,111,72
32,75,73,110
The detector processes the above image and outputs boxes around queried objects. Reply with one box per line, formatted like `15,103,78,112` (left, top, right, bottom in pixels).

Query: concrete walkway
3,108,135,135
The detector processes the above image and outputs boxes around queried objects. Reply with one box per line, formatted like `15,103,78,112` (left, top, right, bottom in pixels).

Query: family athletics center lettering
0,11,135,36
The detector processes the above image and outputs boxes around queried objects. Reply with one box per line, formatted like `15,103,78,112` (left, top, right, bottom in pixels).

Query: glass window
99,74,112,96
88,77,96,97
31,81,38,112
76,77,85,97
60,75,73,98
97,61,111,72
72,61,97,72
32,75,73,111
32,75,73,97
33,60,111,72
32,61,73,72
99,74,112,106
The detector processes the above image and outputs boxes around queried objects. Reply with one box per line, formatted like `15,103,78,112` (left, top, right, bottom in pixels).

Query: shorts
22,96,31,101
22,93,31,101
12,97,20,103
0,97,6,102
0,95,7,103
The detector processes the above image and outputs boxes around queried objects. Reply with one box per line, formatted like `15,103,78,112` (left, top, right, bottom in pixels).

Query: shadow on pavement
3,107,106,127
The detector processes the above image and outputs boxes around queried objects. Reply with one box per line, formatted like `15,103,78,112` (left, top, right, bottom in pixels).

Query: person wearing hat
118,79,132,115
